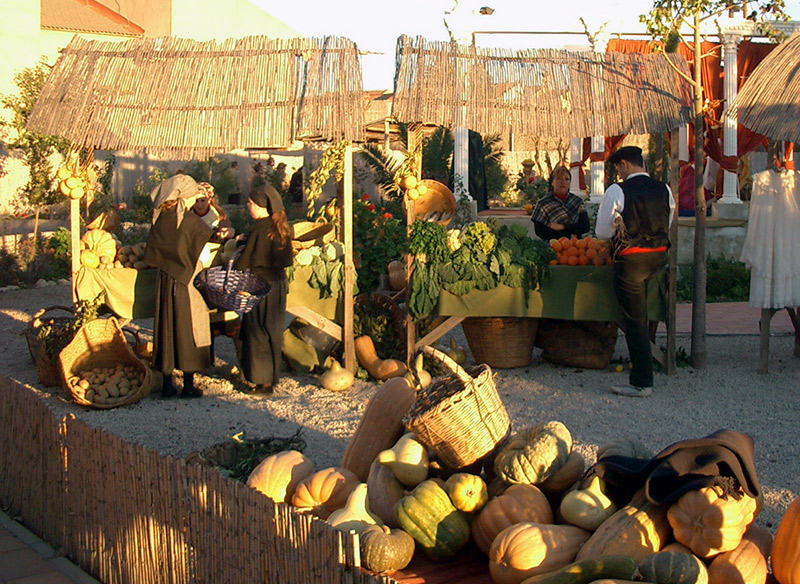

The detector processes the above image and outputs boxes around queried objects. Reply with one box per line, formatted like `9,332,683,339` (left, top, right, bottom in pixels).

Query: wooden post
404,125,423,365
70,198,81,304
342,144,356,373
666,130,679,375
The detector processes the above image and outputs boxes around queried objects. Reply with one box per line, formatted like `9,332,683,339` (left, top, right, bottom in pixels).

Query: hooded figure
234,185,294,393
144,174,214,398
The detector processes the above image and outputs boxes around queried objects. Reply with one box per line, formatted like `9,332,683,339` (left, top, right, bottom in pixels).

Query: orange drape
605,38,775,184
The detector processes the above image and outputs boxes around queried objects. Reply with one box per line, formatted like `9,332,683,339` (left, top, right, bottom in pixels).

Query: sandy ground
1,282,798,532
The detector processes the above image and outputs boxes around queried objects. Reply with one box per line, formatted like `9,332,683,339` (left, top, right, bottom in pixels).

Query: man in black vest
596,146,675,397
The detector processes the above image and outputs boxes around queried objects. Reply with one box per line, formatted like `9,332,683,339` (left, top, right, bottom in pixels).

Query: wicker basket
22,305,75,387
413,180,456,225
403,346,510,469
291,220,335,251
535,319,619,370
59,317,152,409
194,256,270,313
461,317,539,369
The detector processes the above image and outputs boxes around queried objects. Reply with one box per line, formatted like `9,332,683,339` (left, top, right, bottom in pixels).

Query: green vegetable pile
288,242,358,299
37,296,102,359
408,221,556,320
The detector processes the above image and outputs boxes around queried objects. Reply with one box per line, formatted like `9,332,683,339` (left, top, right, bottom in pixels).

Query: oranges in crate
548,236,612,267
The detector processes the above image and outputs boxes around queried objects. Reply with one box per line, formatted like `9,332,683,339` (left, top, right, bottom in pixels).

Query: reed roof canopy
729,31,800,143
27,34,365,158
391,35,693,138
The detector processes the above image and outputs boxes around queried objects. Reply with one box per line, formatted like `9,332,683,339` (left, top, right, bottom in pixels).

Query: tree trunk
690,15,707,369
33,206,41,243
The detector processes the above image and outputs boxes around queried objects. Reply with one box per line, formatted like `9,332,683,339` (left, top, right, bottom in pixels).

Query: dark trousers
237,278,287,386
613,251,667,388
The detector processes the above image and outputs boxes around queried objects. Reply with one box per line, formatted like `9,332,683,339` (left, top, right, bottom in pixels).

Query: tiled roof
41,0,144,37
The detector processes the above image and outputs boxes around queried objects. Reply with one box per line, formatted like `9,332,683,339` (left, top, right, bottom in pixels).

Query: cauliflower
295,248,314,266
447,228,462,252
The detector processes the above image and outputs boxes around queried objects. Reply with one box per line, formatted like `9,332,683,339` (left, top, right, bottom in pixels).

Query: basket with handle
22,305,75,387
291,220,335,252
59,317,152,409
403,345,510,469
194,249,270,313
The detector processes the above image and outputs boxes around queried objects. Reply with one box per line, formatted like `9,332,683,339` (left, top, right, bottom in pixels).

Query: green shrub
677,257,750,302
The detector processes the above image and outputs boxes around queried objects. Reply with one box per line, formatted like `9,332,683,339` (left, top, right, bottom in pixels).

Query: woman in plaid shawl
530,166,589,241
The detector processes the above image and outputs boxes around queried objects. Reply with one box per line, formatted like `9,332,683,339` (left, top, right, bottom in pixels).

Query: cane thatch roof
730,32,800,143
27,34,365,157
392,36,692,138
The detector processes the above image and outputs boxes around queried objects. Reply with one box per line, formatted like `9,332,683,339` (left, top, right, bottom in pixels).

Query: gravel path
2,283,798,532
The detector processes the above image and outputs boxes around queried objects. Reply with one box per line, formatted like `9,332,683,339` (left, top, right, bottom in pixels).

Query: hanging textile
740,169,800,308
572,135,626,190
607,39,774,177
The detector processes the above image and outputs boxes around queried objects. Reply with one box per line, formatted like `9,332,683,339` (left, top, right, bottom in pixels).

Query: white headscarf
150,174,201,226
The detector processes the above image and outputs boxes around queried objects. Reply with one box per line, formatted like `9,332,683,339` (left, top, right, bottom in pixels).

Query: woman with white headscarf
143,174,215,398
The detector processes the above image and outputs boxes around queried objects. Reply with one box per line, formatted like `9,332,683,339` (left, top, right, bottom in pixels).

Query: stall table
418,265,666,362
75,265,343,327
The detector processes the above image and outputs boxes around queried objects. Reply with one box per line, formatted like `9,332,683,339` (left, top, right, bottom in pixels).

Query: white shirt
595,172,676,240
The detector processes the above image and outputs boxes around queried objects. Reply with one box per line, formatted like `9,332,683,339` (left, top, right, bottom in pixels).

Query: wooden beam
342,144,356,373
70,198,80,304
414,316,465,350
286,306,342,341
666,130,680,375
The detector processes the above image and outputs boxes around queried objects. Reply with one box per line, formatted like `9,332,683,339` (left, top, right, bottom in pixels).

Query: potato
78,379,90,390
107,384,120,398
85,389,95,402
96,386,109,399
133,260,149,270
94,394,107,404
118,385,130,396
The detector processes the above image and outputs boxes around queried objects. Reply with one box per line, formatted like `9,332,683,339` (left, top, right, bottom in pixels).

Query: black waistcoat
616,175,670,250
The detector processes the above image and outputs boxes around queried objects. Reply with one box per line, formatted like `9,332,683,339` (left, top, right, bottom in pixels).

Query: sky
257,0,800,90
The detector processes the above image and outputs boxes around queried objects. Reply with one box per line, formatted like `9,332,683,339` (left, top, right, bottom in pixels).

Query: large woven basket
194,256,270,313
535,319,619,369
59,317,152,409
291,220,335,251
462,317,539,369
413,180,456,225
403,346,510,469
22,305,75,387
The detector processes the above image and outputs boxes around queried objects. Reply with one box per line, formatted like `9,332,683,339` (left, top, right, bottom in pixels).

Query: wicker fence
0,375,398,584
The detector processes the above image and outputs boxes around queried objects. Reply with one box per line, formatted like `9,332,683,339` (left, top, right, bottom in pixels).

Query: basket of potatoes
58,317,152,408
115,241,149,270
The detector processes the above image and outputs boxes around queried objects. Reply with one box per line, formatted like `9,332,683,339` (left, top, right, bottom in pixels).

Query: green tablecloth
75,266,342,321
437,265,666,322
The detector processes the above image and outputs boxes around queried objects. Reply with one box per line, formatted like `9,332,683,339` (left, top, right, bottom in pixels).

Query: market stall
27,33,365,371
729,30,800,372
391,36,691,371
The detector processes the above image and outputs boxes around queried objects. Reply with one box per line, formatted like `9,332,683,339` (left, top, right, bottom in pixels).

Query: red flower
366,204,375,212
21,213,28,218
361,194,371,201
382,212,393,219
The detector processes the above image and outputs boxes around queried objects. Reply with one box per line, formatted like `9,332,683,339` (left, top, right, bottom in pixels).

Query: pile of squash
246,397,800,584
115,241,149,270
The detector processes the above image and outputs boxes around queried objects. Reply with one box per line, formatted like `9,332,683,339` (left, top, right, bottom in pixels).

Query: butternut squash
378,432,429,487
340,376,416,481
326,483,382,533
518,556,639,584
366,459,405,527
355,335,407,380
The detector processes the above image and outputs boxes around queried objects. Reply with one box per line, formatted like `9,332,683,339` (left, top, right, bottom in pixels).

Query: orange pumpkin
772,497,800,584
708,538,767,584
489,522,590,584
291,467,359,518
667,485,758,559
471,484,553,555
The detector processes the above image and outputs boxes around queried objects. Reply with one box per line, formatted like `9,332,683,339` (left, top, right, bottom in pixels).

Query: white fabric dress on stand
740,169,800,308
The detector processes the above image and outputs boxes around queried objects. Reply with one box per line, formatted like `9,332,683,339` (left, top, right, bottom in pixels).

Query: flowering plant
353,195,406,292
